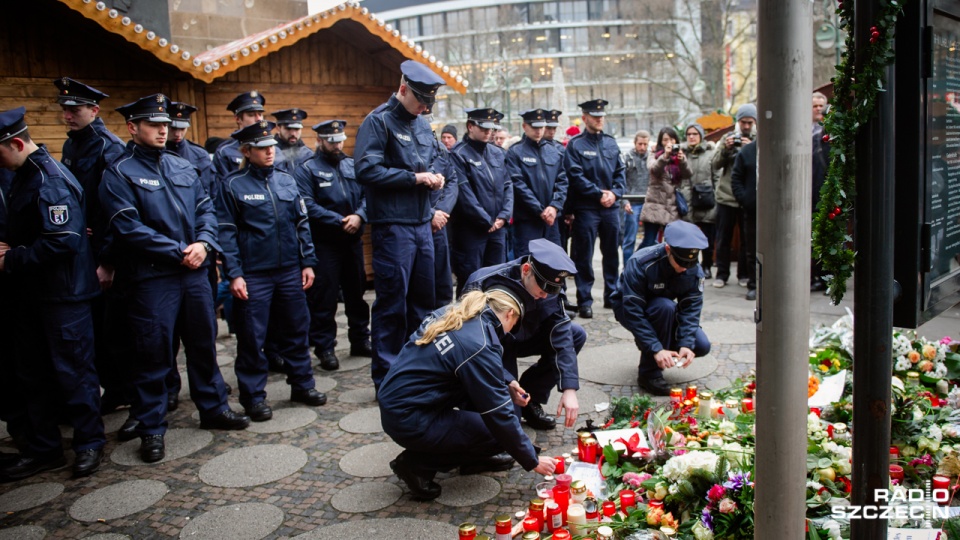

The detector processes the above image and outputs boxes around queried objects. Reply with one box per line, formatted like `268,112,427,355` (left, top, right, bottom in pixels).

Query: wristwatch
200,241,212,253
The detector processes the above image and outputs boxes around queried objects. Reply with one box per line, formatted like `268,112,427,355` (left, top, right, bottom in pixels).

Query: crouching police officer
379,288,557,500
610,220,712,396
294,120,371,371
464,239,585,430
100,95,250,463
218,121,327,421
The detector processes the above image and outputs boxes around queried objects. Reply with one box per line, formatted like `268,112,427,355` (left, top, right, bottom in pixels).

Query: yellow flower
819,365,829,372
832,358,841,369
647,506,664,526
908,350,921,364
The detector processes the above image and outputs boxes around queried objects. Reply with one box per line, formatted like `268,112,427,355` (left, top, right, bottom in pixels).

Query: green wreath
813,0,905,304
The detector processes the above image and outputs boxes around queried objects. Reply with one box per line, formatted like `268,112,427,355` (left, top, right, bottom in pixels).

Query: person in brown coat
638,127,692,248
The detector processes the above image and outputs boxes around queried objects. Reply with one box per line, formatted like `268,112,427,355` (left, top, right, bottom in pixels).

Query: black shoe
746,289,757,301
810,280,826,292
522,403,556,430
579,305,593,319
390,452,441,501
350,341,373,358
317,349,340,371
0,451,19,469
562,298,577,311
140,435,165,463
460,452,515,475
72,448,104,478
637,375,672,397
0,453,67,482
291,387,327,406
603,301,613,309
245,401,273,422
267,354,286,373
200,409,251,430
167,394,179,413
704,269,713,279
118,416,139,442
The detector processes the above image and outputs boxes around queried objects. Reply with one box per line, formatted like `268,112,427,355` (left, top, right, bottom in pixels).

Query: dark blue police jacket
99,142,221,281
609,243,705,353
4,145,99,303
506,135,568,222
464,260,580,392
430,144,459,218
274,138,314,176
354,95,440,225
213,139,243,181
167,138,216,199
0,168,12,242
449,137,513,231
562,130,626,212
378,307,540,471
217,165,317,280
293,152,367,240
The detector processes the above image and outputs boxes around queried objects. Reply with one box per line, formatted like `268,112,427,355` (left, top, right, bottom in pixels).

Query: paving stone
61,410,129,439
339,441,403,477
662,355,719,385
0,422,8,440
701,320,756,345
263,377,336,402
521,424,538,445
69,479,168,522
0,526,45,540
608,326,634,341
546,385,610,416
217,354,233,367
199,444,308,488
577,342,643,385
245,407,318,434
338,407,382,434
292,518,457,540
111,428,213,466
330,481,402,512
435,474,501,506
728,350,756,363
330,355,372,372
338,387,377,404
84,535,131,540
0,482,63,513
178,502,284,540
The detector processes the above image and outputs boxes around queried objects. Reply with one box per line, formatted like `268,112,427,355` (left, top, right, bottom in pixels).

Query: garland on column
813,0,905,304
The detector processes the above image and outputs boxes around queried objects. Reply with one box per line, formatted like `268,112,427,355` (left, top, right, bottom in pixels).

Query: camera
672,145,679,155
732,131,742,149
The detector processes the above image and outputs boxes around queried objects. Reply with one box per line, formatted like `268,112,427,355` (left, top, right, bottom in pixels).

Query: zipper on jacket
265,176,282,268
153,159,188,241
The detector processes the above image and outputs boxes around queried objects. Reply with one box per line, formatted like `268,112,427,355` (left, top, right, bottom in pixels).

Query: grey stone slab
728,350,756,364
216,341,227,353
199,444,307,488
330,481,402,512
662,354,719,385
292,518,457,540
435,474,501,506
0,482,64,513
608,326,633,341
0,526,45,540
333,355,372,372
84,535,131,540
338,407,382,434
69,479,168,522
0,422,8,440
577,342,641,385
545,386,609,417
246,407,317,434
700,320,756,345
178,502,284,540
338,387,377,404
339,441,402,477
217,354,233,367
111,428,213,466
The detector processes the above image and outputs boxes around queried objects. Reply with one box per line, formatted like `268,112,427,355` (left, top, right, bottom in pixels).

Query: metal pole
754,0,812,537
850,0,895,537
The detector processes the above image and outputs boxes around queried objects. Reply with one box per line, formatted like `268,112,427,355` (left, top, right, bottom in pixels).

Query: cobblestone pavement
0,252,955,539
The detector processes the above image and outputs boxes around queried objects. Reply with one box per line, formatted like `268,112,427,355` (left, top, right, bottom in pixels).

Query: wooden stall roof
54,0,469,93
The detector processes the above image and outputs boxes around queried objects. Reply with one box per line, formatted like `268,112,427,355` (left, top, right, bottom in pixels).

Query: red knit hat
566,125,581,136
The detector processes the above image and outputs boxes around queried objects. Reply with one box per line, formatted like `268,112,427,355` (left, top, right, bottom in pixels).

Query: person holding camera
677,123,719,278
638,127,693,249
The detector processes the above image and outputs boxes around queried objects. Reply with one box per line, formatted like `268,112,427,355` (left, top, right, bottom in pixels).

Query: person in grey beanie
440,124,458,151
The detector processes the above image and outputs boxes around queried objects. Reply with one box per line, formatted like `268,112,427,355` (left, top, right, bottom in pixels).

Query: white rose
719,420,737,436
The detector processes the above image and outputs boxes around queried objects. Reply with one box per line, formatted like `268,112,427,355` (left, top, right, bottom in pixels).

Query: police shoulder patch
49,205,69,225
299,198,307,214
698,277,705,292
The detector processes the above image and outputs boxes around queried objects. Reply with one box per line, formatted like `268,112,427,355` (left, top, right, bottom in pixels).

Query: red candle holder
554,456,565,474
809,407,822,417
619,490,636,512
741,398,754,413
890,446,900,459
601,500,616,517
933,475,952,505
889,464,905,483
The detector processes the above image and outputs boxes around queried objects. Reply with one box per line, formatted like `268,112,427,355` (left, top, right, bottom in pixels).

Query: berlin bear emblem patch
299,199,307,214
49,205,69,225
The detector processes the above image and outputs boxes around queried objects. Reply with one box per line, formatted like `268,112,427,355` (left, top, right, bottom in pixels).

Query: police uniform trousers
165,254,222,401
512,219,561,259
432,228,454,307
558,212,575,303
0,277,27,450
620,204,641,262
501,323,586,406
636,296,711,379
382,409,507,475
127,270,230,435
571,207,621,307
370,222,436,387
307,235,370,353
13,296,104,456
451,226,507,298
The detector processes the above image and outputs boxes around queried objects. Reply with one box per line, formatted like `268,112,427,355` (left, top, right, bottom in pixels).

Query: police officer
0,107,106,479
543,110,564,150
610,220,712,396
379,288,557,500
100,94,250,463
429,130,459,307
213,91,266,182
218,121,327,421
506,109,567,257
271,108,314,175
563,99,625,319
354,60,446,389
0,167,24,462
449,108,513,296
167,102,216,198
464,239,584,430
294,120,372,371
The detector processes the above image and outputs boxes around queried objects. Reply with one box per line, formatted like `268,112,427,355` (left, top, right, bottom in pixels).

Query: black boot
73,448,104,478
522,403,556,430
460,452,515,475
390,451,441,500
316,349,340,371
139,435,165,463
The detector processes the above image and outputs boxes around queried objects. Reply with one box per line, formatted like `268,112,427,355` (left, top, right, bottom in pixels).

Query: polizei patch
49,205,69,225
243,193,266,201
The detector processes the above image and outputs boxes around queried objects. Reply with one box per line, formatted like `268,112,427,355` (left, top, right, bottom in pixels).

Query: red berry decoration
828,212,837,220
822,133,830,143
834,207,841,215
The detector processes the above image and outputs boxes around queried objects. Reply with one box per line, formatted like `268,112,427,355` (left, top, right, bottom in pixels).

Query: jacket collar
129,141,165,162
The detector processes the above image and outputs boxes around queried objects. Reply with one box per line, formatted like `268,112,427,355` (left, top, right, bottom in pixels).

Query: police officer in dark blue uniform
294,119,371,371
449,108,513,297
167,102,216,198
100,95,250,463
218,121,327,421
610,220,712,396
543,109,564,150
379,288,557,500
355,60,447,389
0,108,106,479
272,108,314,175
213,91,266,182
506,109,568,258
564,99,625,319
429,131,459,307
464,239,585,430
0,167,24,462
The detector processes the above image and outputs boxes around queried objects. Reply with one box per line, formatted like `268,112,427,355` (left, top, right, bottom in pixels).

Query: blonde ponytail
416,289,521,346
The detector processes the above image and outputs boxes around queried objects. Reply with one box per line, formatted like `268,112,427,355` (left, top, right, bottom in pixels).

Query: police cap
227,90,266,115
578,99,609,117
545,109,563,127
53,77,108,106
520,109,548,128
465,108,501,130
401,60,446,106
231,120,278,148
0,107,28,144
272,108,308,129
664,221,709,268
527,238,577,295
312,119,347,143
115,94,171,123
169,102,198,129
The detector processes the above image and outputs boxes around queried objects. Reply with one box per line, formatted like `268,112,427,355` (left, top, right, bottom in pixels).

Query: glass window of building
425,39,447,62
559,1,588,22
533,29,561,54
533,2,559,22
588,0,617,20
447,9,471,32
397,17,419,38
449,35,474,62
476,7,498,27
507,3,530,24
420,13,444,37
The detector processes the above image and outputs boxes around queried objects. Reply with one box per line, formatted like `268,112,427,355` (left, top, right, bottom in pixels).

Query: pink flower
718,498,737,514
670,431,687,447
919,360,934,373
940,336,953,345
623,472,644,488
707,484,726,502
